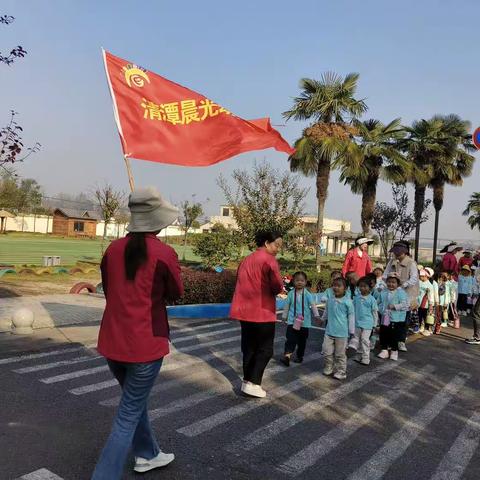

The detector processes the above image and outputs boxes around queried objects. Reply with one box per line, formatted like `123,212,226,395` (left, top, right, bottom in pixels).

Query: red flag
102,50,294,167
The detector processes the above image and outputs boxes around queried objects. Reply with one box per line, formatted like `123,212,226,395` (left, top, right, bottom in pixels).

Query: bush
192,225,239,268
178,267,237,305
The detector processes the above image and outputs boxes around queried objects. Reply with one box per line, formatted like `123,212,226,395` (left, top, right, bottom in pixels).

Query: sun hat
419,269,428,277
126,187,179,233
356,237,374,246
425,267,435,278
417,264,424,271
373,264,384,272
460,264,471,272
390,240,410,256
386,272,401,283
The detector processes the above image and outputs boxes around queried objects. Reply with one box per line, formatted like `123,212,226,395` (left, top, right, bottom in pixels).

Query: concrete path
0,294,105,333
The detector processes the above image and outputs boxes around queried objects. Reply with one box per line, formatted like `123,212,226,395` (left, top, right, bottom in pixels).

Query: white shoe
419,325,425,333
377,349,389,359
333,372,347,380
398,342,407,352
421,330,431,336
134,451,175,473
323,368,334,376
241,381,266,398
390,351,398,361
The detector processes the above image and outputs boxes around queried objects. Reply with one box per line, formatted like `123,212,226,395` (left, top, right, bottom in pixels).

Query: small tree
180,199,203,261
193,224,239,268
1,15,27,66
372,184,430,260
218,161,308,249
283,224,317,268
92,183,125,239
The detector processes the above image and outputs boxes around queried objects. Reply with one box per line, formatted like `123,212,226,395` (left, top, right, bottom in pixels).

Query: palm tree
428,115,475,263
400,118,443,261
338,118,409,235
463,192,480,231
283,73,367,269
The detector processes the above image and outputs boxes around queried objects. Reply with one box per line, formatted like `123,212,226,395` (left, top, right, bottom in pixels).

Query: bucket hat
127,187,179,233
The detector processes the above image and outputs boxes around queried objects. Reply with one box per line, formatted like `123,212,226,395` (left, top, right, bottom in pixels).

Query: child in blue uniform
377,273,409,361
281,272,319,366
352,277,379,365
321,277,355,380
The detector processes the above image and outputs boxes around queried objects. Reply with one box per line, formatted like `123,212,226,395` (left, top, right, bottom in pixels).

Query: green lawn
0,233,201,266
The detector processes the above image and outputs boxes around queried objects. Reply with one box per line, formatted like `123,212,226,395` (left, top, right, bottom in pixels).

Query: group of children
280,262,480,380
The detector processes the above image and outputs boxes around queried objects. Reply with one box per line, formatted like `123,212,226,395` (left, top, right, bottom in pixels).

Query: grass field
0,233,201,266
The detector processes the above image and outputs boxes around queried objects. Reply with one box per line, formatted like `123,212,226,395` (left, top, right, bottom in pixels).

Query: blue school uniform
458,275,474,295
284,288,316,328
354,294,379,330
377,288,409,323
325,294,355,338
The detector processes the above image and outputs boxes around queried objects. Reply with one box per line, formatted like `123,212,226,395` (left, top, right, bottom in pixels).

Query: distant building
200,206,355,254
52,208,99,238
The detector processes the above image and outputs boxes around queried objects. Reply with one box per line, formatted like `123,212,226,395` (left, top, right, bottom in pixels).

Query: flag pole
124,155,135,191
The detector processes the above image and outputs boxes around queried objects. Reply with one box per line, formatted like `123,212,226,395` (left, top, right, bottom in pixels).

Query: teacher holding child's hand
230,230,284,398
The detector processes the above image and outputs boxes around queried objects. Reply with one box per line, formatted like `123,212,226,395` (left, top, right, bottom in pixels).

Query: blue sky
1,0,479,242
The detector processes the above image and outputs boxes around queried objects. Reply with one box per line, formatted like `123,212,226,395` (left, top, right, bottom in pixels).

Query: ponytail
124,233,148,281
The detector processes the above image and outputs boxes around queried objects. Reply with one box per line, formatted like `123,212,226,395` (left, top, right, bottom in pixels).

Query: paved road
2,318,480,479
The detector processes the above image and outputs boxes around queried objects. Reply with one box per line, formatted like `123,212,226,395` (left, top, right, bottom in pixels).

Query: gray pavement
1,316,480,480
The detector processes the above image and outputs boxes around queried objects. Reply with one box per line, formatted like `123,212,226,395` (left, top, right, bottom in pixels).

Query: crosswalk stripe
0,346,90,365
172,326,238,345
13,355,101,374
19,468,64,479
43,333,242,385
226,360,403,451
177,351,338,438
429,411,480,480
171,320,229,333
277,364,435,476
40,365,109,384
97,338,284,403
347,373,469,480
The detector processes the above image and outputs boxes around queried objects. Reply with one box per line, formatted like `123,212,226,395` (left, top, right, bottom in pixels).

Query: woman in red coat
341,237,374,278
92,188,183,480
230,230,284,398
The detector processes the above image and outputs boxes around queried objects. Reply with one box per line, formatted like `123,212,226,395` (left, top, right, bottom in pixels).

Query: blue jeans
91,358,163,480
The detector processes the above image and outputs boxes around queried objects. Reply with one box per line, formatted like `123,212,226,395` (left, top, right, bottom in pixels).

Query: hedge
178,268,237,305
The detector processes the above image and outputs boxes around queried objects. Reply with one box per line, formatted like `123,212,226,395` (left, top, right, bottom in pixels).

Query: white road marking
277,364,435,476
429,411,480,480
97,338,284,403
173,334,240,354
348,373,469,480
13,355,101,373
172,326,238,345
19,468,64,479
177,352,350,438
40,365,109,384
227,360,403,452
0,345,94,365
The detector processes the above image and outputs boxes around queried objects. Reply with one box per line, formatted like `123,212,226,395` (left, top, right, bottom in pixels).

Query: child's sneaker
323,367,334,376
390,351,399,361
412,325,420,334
465,337,480,345
441,322,448,327
421,330,431,336
398,342,407,352
333,372,347,380
241,381,266,398
419,325,425,333
292,356,303,364
377,349,389,359
354,356,369,366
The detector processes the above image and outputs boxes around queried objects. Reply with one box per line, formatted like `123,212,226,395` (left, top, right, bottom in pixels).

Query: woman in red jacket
230,230,284,398
341,237,374,279
92,188,183,480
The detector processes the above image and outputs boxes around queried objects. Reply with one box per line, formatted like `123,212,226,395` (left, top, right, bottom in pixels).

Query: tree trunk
413,182,426,262
431,182,444,265
183,230,188,261
103,218,108,239
361,172,379,236
315,157,331,271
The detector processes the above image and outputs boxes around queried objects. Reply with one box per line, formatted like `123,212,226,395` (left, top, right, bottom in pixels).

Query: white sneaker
241,381,266,398
390,351,398,361
134,451,175,473
333,372,347,380
377,349,389,359
398,342,407,352
421,330,431,336
419,325,425,333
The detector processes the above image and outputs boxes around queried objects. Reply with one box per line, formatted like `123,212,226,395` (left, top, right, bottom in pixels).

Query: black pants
418,307,428,326
240,321,275,385
457,293,468,311
284,325,309,360
379,323,402,351
473,296,480,338
397,311,410,342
